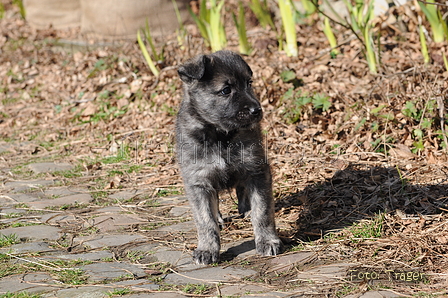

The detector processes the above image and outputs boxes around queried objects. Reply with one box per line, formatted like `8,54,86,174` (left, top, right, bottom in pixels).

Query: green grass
0,292,42,298
156,187,181,197
106,288,133,297
125,251,144,263
8,222,42,228
348,212,385,242
0,255,92,283
335,284,358,297
0,234,20,247
56,268,89,285
281,89,331,124
182,283,210,295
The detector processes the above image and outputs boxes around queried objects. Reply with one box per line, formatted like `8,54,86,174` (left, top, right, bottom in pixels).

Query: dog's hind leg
185,185,221,265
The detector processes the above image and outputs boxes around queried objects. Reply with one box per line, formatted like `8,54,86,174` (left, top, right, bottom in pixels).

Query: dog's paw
256,238,284,256
193,249,219,265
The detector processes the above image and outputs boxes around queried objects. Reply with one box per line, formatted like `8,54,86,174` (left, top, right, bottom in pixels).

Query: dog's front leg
245,174,284,256
185,185,221,264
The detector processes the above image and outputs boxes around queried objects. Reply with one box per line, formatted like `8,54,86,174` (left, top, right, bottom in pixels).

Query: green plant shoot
443,53,448,72
249,0,275,29
211,0,227,52
278,0,298,57
323,16,339,56
0,2,5,19
137,30,160,77
12,0,25,19
143,20,164,63
418,0,445,43
301,0,316,15
363,21,376,73
419,24,430,64
233,2,252,55
341,0,377,73
189,0,227,52
171,0,187,50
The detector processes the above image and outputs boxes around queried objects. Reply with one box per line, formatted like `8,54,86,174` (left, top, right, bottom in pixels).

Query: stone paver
164,266,257,285
0,143,13,154
28,193,93,209
223,239,257,258
345,290,404,298
4,179,55,192
0,166,413,298
268,251,315,273
0,273,58,294
108,279,159,291
0,241,56,254
212,284,279,297
124,294,187,298
155,220,196,233
27,162,74,174
42,286,110,298
55,251,114,261
77,234,147,249
82,213,147,232
1,193,40,205
80,262,147,282
151,248,196,270
168,205,191,217
108,190,144,201
292,263,355,283
0,225,62,241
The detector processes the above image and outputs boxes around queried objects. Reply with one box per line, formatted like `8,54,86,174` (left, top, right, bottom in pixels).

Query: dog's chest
204,135,265,174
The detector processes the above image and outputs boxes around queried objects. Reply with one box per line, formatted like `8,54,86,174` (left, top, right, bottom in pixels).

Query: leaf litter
0,1,448,295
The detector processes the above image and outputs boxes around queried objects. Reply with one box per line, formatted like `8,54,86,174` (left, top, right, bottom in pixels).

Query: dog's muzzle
237,106,263,123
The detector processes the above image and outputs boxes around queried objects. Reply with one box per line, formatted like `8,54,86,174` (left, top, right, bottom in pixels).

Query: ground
1,1,448,297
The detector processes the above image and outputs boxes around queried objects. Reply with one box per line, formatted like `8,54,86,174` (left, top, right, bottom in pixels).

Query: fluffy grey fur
176,50,283,265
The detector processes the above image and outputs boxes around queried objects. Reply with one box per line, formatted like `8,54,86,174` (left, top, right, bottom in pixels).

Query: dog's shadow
220,163,448,261
276,163,448,242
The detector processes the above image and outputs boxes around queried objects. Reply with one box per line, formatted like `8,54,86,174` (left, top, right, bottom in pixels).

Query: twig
168,268,231,285
4,253,65,271
436,95,448,153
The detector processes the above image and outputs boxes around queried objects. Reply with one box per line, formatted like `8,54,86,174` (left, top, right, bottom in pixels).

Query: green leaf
312,93,331,111
280,70,296,83
355,117,367,131
281,88,294,101
370,104,386,116
422,118,433,129
379,113,394,121
402,101,418,119
412,140,425,153
413,128,424,139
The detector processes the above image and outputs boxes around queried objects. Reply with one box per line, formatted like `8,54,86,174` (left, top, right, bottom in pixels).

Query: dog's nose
249,107,262,115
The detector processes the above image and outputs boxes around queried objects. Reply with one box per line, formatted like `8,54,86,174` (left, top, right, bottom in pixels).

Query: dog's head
178,51,262,132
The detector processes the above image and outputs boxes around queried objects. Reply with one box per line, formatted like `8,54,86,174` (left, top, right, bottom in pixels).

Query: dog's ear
178,55,208,84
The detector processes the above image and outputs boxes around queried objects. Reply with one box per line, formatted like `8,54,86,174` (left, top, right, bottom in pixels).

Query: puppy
176,50,283,264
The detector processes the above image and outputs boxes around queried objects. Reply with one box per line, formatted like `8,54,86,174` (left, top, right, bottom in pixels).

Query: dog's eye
247,80,253,87
220,87,231,95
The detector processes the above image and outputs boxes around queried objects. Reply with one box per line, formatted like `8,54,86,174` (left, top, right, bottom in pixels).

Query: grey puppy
176,50,283,265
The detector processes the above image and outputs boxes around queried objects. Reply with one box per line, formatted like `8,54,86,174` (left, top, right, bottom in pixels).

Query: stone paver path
0,161,408,297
